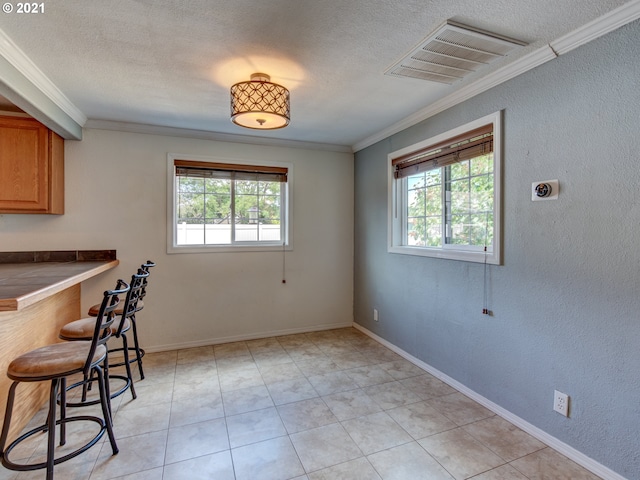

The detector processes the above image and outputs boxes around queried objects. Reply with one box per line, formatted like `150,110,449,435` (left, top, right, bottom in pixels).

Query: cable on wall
282,241,287,284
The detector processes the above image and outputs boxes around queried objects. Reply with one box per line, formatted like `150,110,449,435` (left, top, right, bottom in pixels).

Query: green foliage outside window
406,153,493,249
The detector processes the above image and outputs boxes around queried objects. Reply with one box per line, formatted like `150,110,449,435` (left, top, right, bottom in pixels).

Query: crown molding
352,0,640,153
0,28,86,126
84,119,353,153
352,46,556,152
551,0,640,54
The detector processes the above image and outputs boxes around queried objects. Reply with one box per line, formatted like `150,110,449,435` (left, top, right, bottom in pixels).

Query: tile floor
0,327,601,480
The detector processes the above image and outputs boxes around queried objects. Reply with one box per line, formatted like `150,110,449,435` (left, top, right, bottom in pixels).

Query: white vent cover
385,21,527,84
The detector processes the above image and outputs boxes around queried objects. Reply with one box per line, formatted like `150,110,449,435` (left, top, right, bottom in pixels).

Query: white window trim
387,111,502,265
167,153,294,254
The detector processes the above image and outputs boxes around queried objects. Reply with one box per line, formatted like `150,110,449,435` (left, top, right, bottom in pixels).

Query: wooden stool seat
7,343,106,380
87,301,143,317
60,317,130,341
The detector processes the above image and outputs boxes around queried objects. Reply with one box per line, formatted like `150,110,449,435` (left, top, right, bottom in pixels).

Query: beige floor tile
322,389,382,421
142,351,177,368
295,358,342,376
345,365,395,388
418,427,505,479
258,362,305,384
463,416,546,462
176,346,215,365
277,398,339,434
117,381,174,411
112,401,171,439
218,364,265,392
172,377,220,402
290,423,363,472
214,355,256,372
105,467,164,479
174,359,218,382
136,365,176,386
470,464,529,479
367,442,454,480
169,392,225,427
307,371,359,396
386,401,457,439
251,350,294,368
164,418,229,464
510,447,602,479
163,450,235,480
232,436,305,480
363,381,422,410
329,352,371,370
213,341,250,359
246,337,282,352
308,457,383,480
89,430,168,480
398,374,457,399
226,406,288,448
266,377,319,405
378,359,427,380
427,392,495,426
221,384,274,416
341,411,413,455
14,456,95,480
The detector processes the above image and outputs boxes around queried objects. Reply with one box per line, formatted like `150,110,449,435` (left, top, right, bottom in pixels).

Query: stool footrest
63,374,133,407
1,415,114,472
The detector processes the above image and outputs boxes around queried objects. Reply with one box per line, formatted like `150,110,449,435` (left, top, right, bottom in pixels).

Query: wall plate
532,179,559,201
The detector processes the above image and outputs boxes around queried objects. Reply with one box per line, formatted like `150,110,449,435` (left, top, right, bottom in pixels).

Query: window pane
425,185,442,216
407,218,426,246
449,214,471,245
178,176,204,193
470,154,492,176
408,173,425,190
470,174,493,212
177,192,204,222
408,189,425,218
450,161,469,180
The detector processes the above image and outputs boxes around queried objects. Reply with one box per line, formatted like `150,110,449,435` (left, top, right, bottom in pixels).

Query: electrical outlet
554,390,569,417
373,309,379,321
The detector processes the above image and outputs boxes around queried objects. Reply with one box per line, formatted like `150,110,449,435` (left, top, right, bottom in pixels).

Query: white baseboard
144,321,353,353
352,322,627,480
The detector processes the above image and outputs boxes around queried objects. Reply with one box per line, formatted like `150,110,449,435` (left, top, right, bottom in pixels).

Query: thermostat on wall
532,179,559,201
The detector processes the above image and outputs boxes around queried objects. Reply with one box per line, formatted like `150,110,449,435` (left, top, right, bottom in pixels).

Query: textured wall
354,20,640,478
0,129,354,349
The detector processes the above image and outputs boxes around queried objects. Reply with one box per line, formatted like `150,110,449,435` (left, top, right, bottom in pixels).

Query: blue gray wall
354,20,640,478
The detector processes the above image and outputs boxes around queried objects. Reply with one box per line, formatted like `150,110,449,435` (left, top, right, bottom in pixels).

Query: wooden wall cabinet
0,115,64,214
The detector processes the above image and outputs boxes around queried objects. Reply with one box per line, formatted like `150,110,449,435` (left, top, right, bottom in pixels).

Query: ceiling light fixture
230,73,290,130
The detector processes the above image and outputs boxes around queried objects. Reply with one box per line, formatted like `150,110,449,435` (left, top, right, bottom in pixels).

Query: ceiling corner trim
0,27,86,126
352,1,640,153
84,119,353,154
551,0,640,55
352,45,556,152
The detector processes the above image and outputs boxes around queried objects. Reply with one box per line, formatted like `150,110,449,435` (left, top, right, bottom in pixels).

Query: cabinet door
0,116,62,213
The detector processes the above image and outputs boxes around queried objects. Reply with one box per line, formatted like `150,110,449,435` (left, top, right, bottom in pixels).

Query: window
167,155,292,253
388,111,501,264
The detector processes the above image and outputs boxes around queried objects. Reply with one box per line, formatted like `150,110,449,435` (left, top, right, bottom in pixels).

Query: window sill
168,243,293,254
388,245,500,264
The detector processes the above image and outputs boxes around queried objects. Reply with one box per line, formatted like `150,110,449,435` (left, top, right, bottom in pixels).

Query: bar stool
60,269,148,404
87,260,154,380
0,280,128,480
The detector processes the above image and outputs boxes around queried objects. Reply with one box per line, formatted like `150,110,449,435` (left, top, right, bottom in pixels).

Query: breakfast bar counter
0,250,118,442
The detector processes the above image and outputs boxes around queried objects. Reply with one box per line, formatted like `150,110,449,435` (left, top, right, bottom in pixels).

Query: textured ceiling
0,0,632,148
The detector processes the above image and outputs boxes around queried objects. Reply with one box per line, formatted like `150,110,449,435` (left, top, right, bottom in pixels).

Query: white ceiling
0,0,635,150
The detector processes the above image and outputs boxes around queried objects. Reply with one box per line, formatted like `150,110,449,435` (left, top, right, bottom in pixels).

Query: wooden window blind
174,159,288,182
392,124,493,179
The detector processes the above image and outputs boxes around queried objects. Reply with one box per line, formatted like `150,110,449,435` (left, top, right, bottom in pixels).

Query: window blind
392,124,493,179
174,159,288,182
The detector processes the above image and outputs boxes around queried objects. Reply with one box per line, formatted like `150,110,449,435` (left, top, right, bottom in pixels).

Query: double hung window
388,111,502,264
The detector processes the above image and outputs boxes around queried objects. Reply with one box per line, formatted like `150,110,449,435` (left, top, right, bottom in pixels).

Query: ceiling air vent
385,21,527,84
